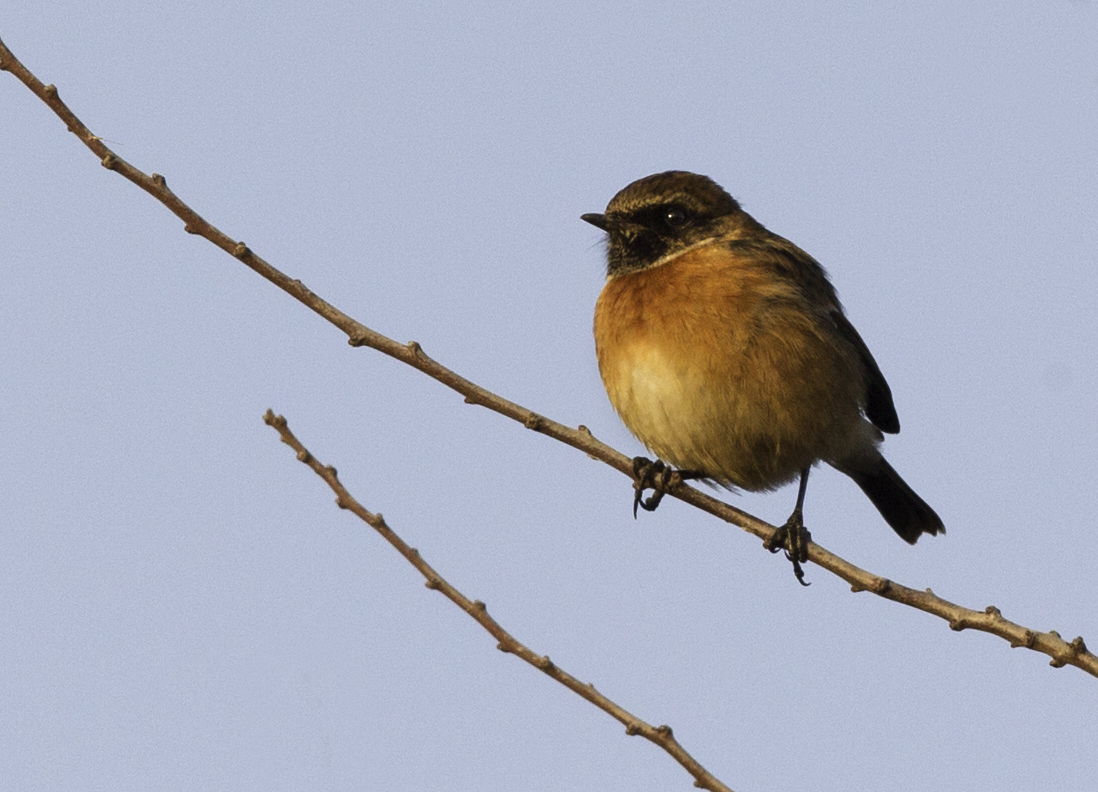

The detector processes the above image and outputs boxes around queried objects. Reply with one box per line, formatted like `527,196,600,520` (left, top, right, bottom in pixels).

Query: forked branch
263,410,736,792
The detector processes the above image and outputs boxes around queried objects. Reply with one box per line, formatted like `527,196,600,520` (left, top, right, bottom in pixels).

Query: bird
582,171,943,582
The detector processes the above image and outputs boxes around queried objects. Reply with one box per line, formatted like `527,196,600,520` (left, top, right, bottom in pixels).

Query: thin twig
2,37,1093,679
262,410,736,792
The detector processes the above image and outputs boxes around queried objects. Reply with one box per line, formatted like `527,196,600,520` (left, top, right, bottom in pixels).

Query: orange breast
593,244,867,490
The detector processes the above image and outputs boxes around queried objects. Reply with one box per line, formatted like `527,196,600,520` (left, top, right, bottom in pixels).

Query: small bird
583,171,943,582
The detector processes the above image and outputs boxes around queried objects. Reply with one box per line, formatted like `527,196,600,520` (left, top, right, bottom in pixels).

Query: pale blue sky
3,3,1097,791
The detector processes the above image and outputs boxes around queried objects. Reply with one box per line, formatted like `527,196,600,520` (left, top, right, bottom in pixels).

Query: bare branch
2,36,1094,680
262,410,736,792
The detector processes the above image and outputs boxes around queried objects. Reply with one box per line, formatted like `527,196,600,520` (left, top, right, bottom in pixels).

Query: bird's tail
842,456,944,544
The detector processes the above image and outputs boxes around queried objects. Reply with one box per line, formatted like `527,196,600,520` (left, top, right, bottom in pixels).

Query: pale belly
599,331,868,491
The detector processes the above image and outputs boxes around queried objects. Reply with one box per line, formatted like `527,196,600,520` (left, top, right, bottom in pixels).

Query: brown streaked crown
582,171,756,277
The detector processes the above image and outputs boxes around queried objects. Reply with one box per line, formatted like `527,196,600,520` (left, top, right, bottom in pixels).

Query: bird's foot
631,457,702,517
632,456,698,518
632,457,676,516
764,508,812,586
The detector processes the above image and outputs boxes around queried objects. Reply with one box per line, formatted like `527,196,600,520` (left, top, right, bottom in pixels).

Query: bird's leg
630,457,702,517
764,467,813,586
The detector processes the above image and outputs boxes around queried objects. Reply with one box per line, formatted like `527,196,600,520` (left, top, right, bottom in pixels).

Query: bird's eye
663,206,689,228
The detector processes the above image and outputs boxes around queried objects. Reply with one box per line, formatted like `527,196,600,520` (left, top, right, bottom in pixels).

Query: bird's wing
829,309,900,434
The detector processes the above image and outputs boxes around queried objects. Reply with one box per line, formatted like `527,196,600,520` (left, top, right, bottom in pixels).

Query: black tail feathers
844,456,944,544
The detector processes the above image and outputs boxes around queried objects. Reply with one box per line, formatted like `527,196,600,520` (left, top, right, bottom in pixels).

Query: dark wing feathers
829,310,900,434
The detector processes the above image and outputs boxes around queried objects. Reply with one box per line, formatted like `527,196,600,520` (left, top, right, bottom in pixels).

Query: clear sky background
3,3,1097,791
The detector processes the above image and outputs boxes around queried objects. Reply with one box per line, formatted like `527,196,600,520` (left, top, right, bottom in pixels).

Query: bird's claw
764,509,812,586
631,457,680,517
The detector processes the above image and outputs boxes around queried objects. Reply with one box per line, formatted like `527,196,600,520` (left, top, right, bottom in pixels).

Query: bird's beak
581,212,608,231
